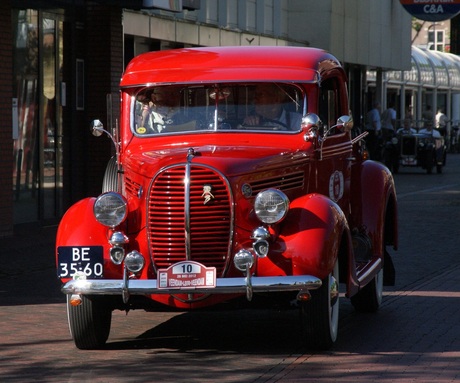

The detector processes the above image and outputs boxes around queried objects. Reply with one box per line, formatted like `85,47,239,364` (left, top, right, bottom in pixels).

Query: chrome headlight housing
254,189,289,224
93,192,128,228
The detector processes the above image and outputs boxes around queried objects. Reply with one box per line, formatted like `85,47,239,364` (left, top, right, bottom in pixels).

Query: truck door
316,78,352,214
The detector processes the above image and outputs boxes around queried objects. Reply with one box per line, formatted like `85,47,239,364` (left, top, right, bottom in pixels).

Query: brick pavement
252,264,460,383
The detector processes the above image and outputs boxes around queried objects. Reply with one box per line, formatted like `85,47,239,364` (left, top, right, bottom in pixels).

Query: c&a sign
400,0,460,21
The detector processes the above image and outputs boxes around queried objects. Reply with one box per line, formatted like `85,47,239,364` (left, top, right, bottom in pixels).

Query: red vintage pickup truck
56,46,398,350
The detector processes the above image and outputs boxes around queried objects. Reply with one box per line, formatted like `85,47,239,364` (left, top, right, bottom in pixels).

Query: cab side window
318,79,340,132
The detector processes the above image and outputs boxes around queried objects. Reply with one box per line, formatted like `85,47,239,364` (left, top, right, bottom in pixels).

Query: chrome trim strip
357,258,382,284
62,275,322,296
184,160,192,260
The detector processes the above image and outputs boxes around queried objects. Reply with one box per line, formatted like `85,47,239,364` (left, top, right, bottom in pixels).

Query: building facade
1,0,412,236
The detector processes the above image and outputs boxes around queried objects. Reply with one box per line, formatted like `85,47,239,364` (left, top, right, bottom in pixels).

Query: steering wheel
258,118,288,129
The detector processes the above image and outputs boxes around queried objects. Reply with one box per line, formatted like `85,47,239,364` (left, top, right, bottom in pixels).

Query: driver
243,84,301,130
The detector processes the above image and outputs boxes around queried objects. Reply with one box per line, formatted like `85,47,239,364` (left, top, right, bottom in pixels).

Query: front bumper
62,275,322,302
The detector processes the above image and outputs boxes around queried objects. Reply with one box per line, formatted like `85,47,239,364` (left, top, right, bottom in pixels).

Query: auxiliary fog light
124,250,145,273
234,249,254,272
110,246,125,265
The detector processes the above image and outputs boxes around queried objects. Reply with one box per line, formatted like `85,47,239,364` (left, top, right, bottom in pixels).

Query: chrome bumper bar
62,275,322,301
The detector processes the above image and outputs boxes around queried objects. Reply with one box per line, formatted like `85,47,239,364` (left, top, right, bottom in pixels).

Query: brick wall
0,1,13,237
83,5,123,198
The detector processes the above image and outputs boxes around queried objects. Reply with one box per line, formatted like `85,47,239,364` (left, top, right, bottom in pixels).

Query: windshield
131,83,305,136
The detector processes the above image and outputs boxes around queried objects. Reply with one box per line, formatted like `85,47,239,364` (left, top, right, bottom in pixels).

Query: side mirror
90,119,119,156
336,115,353,131
91,119,105,137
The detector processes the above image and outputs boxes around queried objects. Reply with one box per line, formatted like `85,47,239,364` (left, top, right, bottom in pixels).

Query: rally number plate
158,261,216,289
57,246,104,279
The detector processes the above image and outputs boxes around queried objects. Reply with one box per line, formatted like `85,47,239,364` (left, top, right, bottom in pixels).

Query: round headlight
254,189,289,224
93,192,128,227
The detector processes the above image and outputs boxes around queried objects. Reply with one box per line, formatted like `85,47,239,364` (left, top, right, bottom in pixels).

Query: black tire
300,260,339,350
67,295,112,350
350,267,383,313
102,156,118,193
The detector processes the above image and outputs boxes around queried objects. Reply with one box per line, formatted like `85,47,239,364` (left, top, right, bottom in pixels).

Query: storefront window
12,9,64,224
13,9,39,222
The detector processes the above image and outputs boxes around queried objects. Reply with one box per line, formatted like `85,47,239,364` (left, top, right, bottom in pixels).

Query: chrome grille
148,165,232,275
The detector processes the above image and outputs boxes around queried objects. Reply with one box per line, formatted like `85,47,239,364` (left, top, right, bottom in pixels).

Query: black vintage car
384,131,446,174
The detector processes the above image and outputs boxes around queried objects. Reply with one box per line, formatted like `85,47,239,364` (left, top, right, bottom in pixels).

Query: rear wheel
67,295,112,350
300,260,339,350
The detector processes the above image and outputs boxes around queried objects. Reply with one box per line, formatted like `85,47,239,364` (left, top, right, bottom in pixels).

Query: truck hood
124,145,309,177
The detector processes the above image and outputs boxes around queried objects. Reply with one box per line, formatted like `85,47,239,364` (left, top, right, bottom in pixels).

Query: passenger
242,84,301,130
137,86,190,133
396,118,416,134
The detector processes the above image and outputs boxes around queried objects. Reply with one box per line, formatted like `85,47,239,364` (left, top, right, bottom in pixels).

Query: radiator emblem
202,184,214,205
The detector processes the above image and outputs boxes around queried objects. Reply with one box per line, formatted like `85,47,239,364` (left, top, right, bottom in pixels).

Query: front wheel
67,295,112,350
300,260,340,350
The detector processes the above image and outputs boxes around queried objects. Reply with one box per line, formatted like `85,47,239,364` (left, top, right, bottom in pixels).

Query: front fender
56,198,107,247
56,198,115,282
259,193,349,281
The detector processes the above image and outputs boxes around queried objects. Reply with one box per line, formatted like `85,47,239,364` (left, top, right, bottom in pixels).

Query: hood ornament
202,184,214,205
187,147,196,162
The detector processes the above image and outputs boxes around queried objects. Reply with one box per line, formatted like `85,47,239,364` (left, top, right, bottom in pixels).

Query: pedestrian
365,101,381,160
406,106,414,123
435,108,448,137
422,105,433,123
381,102,396,141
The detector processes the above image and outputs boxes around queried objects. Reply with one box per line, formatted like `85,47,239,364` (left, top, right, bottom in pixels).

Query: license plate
57,246,104,279
158,261,216,289
402,158,416,165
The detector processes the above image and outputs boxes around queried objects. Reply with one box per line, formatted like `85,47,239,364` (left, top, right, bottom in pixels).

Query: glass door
13,10,64,224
